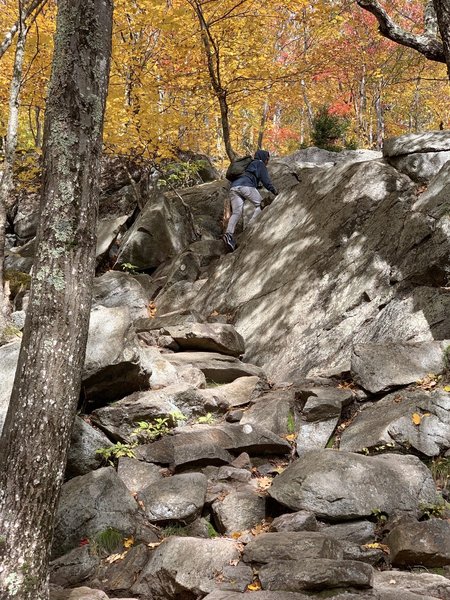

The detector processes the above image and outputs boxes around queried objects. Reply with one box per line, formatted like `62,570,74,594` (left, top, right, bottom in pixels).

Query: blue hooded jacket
230,150,277,195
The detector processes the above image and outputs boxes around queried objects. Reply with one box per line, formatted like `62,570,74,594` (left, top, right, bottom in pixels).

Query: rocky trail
1,132,450,600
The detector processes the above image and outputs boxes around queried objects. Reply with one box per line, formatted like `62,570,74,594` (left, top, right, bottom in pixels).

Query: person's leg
226,188,245,235
244,187,263,224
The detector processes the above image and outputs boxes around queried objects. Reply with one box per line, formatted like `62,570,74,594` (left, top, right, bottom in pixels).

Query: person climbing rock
223,149,278,252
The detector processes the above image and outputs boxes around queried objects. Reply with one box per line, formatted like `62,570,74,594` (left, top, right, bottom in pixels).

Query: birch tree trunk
0,7,28,330
0,1,113,599
0,0,47,61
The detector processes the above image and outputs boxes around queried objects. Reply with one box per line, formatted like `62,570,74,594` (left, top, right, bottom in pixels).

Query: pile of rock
2,133,450,600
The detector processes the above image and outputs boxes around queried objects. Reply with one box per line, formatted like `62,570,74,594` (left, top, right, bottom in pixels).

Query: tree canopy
0,0,449,159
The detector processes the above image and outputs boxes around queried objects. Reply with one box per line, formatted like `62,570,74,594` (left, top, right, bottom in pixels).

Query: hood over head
254,149,270,162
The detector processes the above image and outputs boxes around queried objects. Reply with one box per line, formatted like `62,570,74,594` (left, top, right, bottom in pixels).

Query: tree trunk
0,7,28,330
375,80,384,149
0,1,113,599
300,79,314,127
257,101,269,149
189,0,237,161
433,0,450,79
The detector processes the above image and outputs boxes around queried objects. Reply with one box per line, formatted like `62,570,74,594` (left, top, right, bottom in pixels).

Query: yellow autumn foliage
0,0,449,161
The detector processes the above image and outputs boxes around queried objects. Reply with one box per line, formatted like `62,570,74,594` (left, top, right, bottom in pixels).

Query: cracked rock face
190,155,450,381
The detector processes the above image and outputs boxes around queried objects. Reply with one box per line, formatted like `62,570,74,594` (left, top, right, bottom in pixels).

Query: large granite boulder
155,280,207,315
66,417,114,478
269,511,318,533
267,149,382,183
13,190,40,240
189,155,450,381
243,532,344,563
116,191,198,270
240,388,297,437
259,558,373,592
137,423,291,468
196,376,264,411
164,351,263,383
340,389,450,457
386,519,450,567
52,467,139,559
92,271,150,320
90,384,196,441
98,543,150,597
269,450,437,520
383,130,450,182
96,215,130,261
137,472,207,523
5,237,36,272
413,159,450,219
351,341,449,393
176,180,229,239
50,546,100,588
295,385,354,454
157,323,245,357
83,305,150,404
373,570,450,600
211,487,266,535
117,457,162,493
131,537,252,597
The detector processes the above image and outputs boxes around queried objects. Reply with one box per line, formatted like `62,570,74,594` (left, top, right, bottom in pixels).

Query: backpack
225,156,253,182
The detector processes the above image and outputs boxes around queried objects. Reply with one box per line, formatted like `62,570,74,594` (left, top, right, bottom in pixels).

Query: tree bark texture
0,0,113,598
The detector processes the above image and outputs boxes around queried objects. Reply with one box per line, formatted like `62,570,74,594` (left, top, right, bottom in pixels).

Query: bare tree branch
0,0,48,60
356,0,445,63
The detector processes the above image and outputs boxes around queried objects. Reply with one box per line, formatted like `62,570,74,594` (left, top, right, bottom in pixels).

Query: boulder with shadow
351,341,450,394
66,417,114,478
269,449,437,520
386,518,450,567
52,467,139,559
131,536,252,598
137,472,207,523
83,305,150,405
116,191,198,270
383,130,450,183
92,271,150,320
340,388,450,457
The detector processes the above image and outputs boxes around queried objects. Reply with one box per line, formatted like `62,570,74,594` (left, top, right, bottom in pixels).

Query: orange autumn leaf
412,413,421,426
247,581,262,591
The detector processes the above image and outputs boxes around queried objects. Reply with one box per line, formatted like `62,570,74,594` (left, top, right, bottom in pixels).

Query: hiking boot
222,232,236,252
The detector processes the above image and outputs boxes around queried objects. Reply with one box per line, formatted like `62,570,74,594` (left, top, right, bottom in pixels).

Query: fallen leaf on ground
256,476,273,492
147,542,162,549
412,413,422,426
363,542,390,554
247,581,262,591
105,551,127,563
